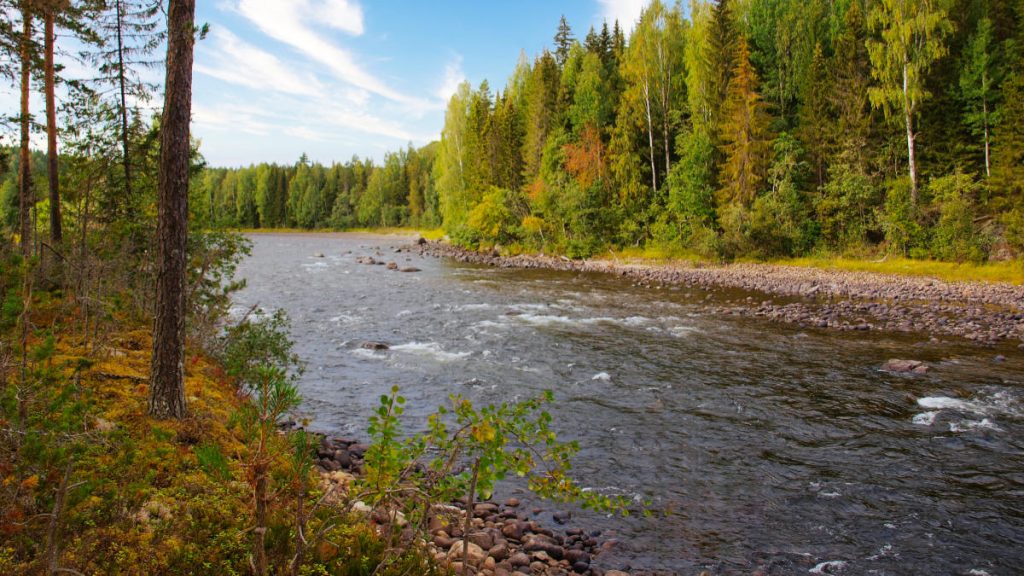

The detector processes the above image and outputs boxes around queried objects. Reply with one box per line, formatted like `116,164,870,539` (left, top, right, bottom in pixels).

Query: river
234,232,1024,575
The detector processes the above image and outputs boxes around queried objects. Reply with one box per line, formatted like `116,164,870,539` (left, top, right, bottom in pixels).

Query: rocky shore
413,240,1024,347
312,434,653,576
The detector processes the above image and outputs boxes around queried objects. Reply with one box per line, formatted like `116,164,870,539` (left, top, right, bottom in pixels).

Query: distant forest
10,0,1018,262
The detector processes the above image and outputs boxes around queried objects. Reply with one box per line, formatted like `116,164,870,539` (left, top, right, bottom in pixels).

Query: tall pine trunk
45,9,62,243
18,3,32,258
115,0,133,203
149,0,195,420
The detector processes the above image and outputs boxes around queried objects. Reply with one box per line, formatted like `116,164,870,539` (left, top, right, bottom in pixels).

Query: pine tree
150,0,196,420
717,36,773,206
522,51,560,183
17,0,33,257
830,0,872,169
554,15,574,67
991,72,1024,209
959,17,997,177
89,0,164,208
798,43,830,188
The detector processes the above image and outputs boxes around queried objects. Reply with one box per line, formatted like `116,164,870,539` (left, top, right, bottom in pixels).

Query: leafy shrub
464,187,518,247
928,172,991,263
880,177,926,256
817,163,881,251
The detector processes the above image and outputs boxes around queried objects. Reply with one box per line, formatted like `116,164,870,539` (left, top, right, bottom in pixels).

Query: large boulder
448,540,487,567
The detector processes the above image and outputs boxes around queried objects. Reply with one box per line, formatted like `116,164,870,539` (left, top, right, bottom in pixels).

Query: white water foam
809,560,847,574
592,372,612,381
917,397,972,410
452,303,494,312
390,342,471,362
351,348,386,360
914,392,1020,432
329,314,360,324
912,411,939,425
512,313,655,329
949,418,1001,432
668,325,701,337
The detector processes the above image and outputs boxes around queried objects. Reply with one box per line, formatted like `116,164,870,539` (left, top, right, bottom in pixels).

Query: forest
152,0,1024,263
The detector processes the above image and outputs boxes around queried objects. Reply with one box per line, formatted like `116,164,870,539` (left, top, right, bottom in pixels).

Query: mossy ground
1,296,435,575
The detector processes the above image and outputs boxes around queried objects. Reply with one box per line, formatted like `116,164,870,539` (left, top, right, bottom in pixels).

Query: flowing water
234,233,1024,575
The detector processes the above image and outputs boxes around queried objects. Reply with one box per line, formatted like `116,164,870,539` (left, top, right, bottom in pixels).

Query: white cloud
193,101,273,135
196,27,322,96
321,0,364,36
597,0,648,32
435,54,465,102
234,0,429,108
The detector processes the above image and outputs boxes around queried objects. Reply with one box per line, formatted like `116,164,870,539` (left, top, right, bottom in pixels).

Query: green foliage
360,386,631,536
188,230,252,344
220,309,301,391
928,172,991,263
464,187,518,247
195,441,232,482
881,177,926,256
817,162,881,251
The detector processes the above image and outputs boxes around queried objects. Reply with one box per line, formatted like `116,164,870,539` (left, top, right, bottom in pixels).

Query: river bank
414,240,1024,348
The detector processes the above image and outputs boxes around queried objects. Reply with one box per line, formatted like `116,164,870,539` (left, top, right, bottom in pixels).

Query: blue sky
193,0,647,167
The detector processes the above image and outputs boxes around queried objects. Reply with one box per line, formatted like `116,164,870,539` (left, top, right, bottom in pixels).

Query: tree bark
19,3,33,258
45,8,62,243
149,0,195,420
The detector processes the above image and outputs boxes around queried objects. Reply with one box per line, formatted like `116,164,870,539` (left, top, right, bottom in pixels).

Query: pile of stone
311,434,638,576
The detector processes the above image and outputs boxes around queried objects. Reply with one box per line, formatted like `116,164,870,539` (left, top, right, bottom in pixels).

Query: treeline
190,145,440,230
429,0,1024,261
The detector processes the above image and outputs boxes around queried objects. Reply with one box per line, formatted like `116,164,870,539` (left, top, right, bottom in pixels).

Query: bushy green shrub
464,187,518,247
880,177,927,256
928,172,991,263
817,163,881,251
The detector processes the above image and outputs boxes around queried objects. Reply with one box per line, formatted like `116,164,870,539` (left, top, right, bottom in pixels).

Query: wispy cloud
196,27,322,97
234,0,430,108
596,0,648,31
435,54,465,102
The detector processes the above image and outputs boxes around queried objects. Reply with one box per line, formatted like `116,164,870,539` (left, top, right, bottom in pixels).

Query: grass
772,256,1024,285
596,245,1024,284
230,226,446,240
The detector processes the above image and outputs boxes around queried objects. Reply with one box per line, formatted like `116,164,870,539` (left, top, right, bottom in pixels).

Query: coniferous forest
165,0,1024,263
2,0,1024,574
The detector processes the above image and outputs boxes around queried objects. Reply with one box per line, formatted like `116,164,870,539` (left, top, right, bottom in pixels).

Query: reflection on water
236,233,1024,575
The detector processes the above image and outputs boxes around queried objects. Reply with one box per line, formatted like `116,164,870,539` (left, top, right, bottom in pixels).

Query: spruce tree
717,36,773,206
554,15,574,67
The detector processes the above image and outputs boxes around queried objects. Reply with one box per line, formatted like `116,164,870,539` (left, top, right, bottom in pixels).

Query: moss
1,297,438,575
